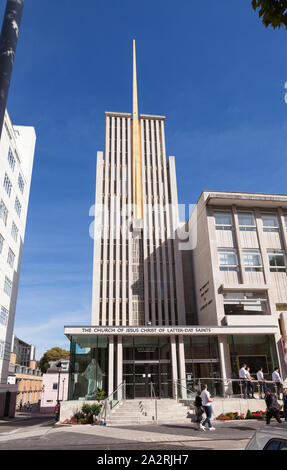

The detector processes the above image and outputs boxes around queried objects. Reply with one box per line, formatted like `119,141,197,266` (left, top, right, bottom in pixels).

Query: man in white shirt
239,363,248,399
200,384,215,431
246,367,255,398
272,367,283,400
257,368,266,399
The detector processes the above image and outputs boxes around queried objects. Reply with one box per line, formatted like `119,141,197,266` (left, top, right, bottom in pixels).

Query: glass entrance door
134,363,159,398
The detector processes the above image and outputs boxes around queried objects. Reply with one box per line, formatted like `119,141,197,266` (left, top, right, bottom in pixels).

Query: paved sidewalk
0,419,268,450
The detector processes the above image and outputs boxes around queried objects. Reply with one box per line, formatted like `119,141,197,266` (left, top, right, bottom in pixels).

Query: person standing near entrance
246,367,255,399
272,367,283,400
239,363,248,399
256,368,266,399
265,388,282,425
201,384,215,431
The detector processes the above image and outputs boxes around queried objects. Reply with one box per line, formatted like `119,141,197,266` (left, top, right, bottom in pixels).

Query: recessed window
242,249,263,272
0,200,8,225
262,214,279,232
214,212,233,226
268,250,286,273
14,197,21,217
0,306,8,326
18,174,24,194
8,148,15,171
7,248,15,269
218,248,238,271
11,222,18,242
4,276,12,296
3,174,12,197
52,383,58,390
238,212,256,232
0,234,3,254
0,340,4,359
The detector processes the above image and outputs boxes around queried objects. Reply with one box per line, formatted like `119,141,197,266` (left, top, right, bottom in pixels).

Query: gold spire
132,39,143,220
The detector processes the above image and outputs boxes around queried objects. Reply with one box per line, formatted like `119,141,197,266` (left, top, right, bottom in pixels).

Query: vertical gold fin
132,39,143,220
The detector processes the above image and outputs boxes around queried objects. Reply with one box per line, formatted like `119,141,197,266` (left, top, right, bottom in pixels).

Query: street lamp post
56,361,62,402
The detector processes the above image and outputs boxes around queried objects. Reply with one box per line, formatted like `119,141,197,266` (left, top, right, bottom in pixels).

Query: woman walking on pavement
194,390,204,430
200,384,216,432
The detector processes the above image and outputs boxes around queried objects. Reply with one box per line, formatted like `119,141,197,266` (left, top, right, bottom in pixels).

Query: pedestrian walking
194,390,204,430
19,399,22,412
246,367,255,399
239,363,248,398
272,367,283,400
27,401,31,412
265,388,282,425
283,388,287,422
54,400,60,423
200,384,215,431
256,368,266,399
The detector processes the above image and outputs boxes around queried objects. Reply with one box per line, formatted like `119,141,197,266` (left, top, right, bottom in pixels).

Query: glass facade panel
68,336,108,401
227,335,278,381
183,336,219,360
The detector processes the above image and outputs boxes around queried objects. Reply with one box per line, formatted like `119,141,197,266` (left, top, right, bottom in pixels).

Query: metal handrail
150,381,158,421
98,381,126,424
173,379,197,404
174,377,283,400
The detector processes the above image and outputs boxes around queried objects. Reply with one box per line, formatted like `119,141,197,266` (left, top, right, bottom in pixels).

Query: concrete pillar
218,336,232,396
108,336,114,396
170,335,178,398
178,335,187,399
117,336,123,387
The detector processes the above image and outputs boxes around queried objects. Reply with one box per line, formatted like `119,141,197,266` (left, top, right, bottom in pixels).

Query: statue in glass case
81,358,103,400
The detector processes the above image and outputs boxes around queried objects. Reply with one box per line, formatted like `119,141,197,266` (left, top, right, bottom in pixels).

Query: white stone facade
91,112,185,328
0,111,36,396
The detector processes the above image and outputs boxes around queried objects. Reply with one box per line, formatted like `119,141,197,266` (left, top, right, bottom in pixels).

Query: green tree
252,0,287,29
39,346,69,373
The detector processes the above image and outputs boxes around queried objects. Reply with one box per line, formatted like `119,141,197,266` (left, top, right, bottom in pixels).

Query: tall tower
91,42,185,327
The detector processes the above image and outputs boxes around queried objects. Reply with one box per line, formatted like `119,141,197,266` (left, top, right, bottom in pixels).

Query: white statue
81,358,103,399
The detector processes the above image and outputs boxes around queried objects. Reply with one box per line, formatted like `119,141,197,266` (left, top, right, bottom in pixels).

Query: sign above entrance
64,324,279,338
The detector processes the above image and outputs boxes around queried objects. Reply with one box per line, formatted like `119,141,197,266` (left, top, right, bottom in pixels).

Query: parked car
246,423,287,450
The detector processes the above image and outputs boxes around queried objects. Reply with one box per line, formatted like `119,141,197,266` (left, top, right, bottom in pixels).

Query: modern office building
0,111,36,417
64,43,286,410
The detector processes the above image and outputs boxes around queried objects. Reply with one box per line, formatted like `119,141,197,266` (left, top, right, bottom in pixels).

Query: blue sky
1,1,287,359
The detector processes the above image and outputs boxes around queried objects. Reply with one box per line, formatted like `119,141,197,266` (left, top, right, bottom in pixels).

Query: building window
0,200,8,225
223,292,268,315
14,197,22,218
268,250,287,273
214,211,233,230
262,213,279,232
8,148,15,171
0,306,8,326
218,248,238,271
52,383,58,390
3,174,12,197
18,174,24,194
0,234,3,254
7,248,15,269
242,249,263,272
238,212,256,232
0,340,4,359
11,222,18,242
4,276,12,296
